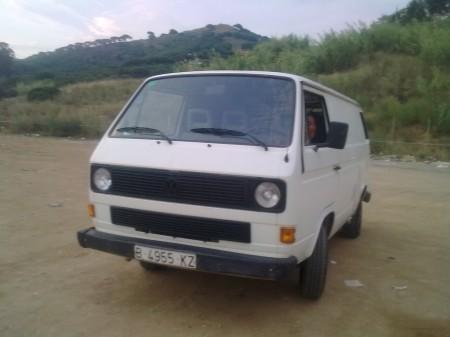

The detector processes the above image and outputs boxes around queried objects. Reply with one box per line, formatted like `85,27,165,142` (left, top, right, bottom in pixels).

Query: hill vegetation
13,24,265,83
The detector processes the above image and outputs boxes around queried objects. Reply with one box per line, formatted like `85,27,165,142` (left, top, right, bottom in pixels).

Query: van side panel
323,94,370,235
297,84,370,253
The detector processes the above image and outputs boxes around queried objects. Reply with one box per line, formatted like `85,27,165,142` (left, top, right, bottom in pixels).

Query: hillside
179,16,450,159
14,24,266,83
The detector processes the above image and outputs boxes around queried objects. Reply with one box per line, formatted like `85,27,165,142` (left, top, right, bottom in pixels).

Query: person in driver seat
306,114,319,145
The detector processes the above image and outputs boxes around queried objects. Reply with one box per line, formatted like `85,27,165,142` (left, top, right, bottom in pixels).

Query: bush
363,23,420,55
420,26,450,68
34,72,55,80
307,28,364,73
10,112,82,137
0,77,17,99
0,84,17,98
47,115,82,137
27,86,60,101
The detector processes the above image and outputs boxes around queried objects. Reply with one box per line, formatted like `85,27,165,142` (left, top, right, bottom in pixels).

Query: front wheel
299,226,328,300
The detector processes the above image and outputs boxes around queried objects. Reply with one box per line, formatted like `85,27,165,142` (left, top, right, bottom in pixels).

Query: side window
304,91,329,145
360,112,369,139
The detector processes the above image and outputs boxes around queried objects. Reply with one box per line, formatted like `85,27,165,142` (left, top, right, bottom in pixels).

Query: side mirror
327,122,348,149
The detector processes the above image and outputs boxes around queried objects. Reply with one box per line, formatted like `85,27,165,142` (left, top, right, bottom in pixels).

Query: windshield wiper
116,126,172,144
190,128,268,151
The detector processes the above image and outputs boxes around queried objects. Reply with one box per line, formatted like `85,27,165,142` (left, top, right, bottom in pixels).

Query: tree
425,0,450,15
94,39,109,46
380,0,450,23
0,42,16,98
0,42,15,77
405,0,428,21
27,86,60,101
169,29,178,35
147,31,156,39
119,34,132,41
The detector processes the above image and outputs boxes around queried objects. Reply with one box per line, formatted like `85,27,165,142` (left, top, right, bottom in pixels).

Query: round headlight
93,168,112,191
255,182,281,208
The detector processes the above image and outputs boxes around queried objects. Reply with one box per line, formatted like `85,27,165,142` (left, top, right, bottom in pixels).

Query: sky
0,0,411,59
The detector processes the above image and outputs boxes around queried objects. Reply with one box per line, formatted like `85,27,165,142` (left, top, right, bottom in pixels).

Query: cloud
87,16,121,37
0,0,83,57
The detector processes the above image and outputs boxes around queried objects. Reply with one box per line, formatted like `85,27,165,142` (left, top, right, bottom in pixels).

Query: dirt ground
1,134,449,337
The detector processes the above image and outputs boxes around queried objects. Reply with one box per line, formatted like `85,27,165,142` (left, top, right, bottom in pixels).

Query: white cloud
87,16,121,37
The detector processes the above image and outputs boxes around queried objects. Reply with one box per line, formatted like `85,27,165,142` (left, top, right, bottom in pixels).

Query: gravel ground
1,134,449,337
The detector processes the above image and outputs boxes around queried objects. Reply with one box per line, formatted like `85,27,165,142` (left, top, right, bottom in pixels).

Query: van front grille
91,165,286,213
111,206,251,243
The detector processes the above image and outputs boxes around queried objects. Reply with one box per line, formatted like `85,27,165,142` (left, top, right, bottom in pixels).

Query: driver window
304,91,329,145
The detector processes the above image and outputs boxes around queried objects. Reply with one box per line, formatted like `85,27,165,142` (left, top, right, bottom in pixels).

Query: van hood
91,137,292,178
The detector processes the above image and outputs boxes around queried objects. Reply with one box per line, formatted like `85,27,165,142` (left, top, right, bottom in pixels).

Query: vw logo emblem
166,178,177,195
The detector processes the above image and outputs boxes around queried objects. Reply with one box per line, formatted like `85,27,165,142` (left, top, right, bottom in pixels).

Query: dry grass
0,78,141,137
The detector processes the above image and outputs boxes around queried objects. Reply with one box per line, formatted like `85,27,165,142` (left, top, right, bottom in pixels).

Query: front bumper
77,228,297,280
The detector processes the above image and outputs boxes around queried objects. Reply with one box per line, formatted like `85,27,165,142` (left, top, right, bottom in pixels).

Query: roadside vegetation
0,79,140,137
0,0,449,159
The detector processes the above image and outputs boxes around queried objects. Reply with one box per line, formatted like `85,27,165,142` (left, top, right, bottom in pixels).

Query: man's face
307,115,317,140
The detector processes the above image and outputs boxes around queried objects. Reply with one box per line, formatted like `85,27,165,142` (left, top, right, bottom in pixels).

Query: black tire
299,225,328,300
139,261,166,271
340,202,362,239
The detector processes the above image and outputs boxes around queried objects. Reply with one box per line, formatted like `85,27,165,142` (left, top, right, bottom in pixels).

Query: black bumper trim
77,228,297,280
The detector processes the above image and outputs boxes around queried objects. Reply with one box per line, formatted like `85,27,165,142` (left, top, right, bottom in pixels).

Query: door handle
333,165,341,171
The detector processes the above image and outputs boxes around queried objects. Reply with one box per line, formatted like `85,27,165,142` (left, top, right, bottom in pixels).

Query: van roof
149,70,361,107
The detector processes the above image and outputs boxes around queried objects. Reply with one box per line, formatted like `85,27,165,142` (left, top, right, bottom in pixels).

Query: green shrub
363,23,420,55
0,77,17,98
27,86,60,101
421,28,450,68
34,72,55,80
10,113,47,134
47,115,82,137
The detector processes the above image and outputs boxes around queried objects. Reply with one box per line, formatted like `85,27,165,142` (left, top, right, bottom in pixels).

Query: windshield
111,75,296,147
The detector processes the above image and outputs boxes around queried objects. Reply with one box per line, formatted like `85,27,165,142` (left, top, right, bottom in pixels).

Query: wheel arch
304,210,335,259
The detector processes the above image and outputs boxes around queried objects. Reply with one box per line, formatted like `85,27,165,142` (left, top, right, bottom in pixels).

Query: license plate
134,245,197,269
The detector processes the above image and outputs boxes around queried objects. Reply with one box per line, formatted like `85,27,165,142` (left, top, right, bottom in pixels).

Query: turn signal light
87,203,95,218
280,227,296,244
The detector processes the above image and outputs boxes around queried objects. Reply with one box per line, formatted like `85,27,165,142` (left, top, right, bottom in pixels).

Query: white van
78,71,371,299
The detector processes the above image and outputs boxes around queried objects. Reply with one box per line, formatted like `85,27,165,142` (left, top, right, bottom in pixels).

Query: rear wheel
299,225,328,300
340,202,362,239
139,261,166,271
